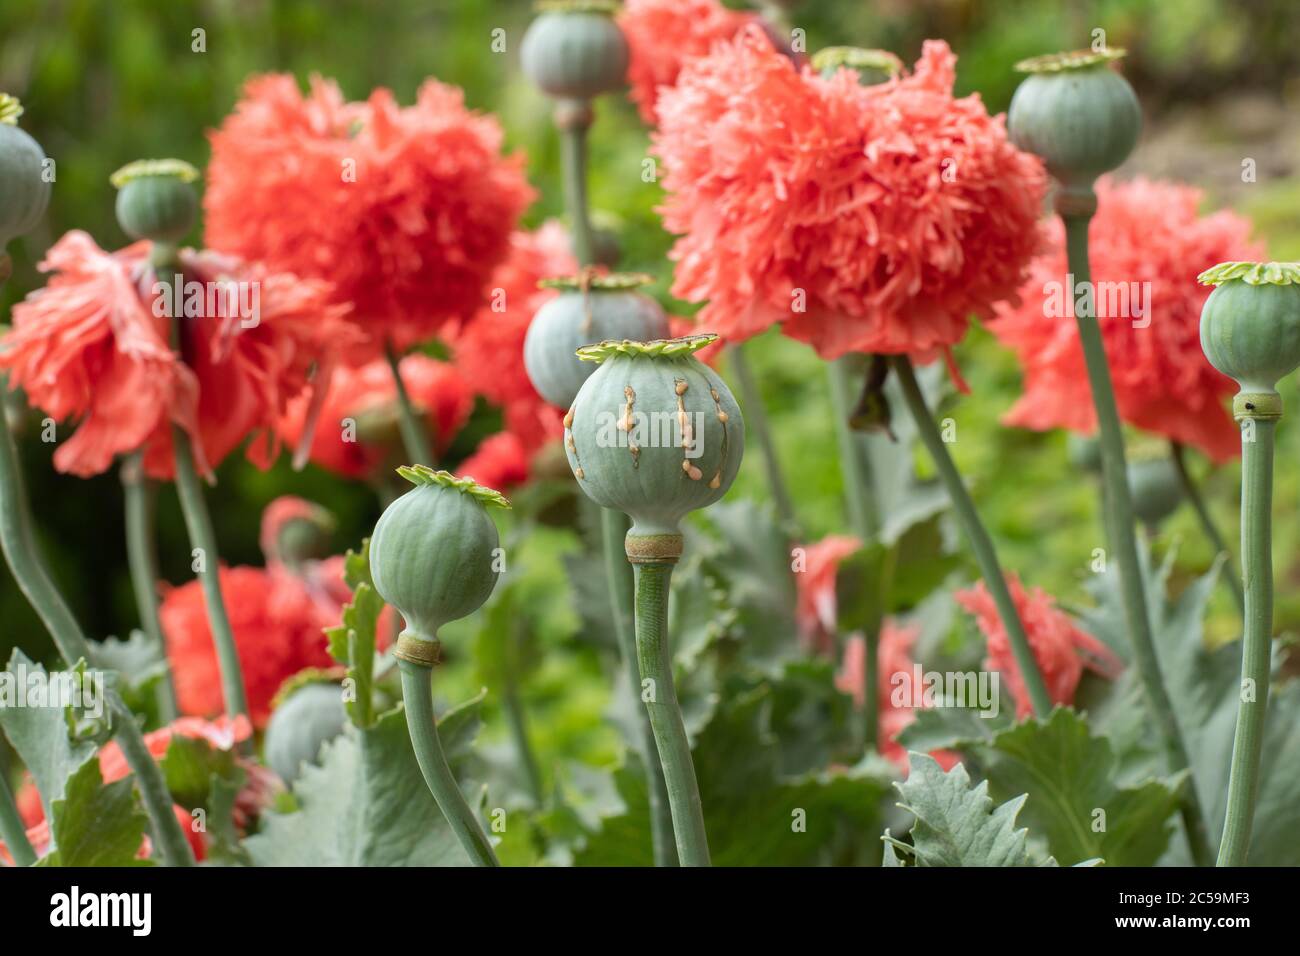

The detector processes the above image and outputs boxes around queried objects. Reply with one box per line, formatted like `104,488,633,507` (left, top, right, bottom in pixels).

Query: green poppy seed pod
0,95,51,250
521,1,628,102
369,467,509,660
1199,261,1300,421
1008,49,1140,191
111,159,199,245
564,335,744,563
264,680,347,785
524,272,670,408
1127,456,1183,529
1067,433,1103,475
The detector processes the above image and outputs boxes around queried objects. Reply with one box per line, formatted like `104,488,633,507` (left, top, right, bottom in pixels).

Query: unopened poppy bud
524,271,670,407
265,678,347,785
564,335,743,562
521,0,629,102
1008,49,1140,193
1199,261,1300,419
0,95,51,251
1127,455,1183,529
111,158,199,245
369,466,509,655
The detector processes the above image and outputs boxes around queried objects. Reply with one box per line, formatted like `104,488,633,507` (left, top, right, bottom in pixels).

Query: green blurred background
2,0,1300,675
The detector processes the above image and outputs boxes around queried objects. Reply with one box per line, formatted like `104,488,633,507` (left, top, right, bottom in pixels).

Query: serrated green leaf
890,754,1042,866
41,759,149,867
244,698,486,866
0,650,97,839
979,708,1183,866
324,540,384,728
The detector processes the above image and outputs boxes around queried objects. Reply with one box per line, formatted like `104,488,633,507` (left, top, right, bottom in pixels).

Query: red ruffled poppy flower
456,431,531,491
278,354,473,479
0,231,355,479
955,574,1123,718
989,177,1265,463
654,30,1046,361
161,566,339,728
794,534,862,655
619,0,756,124
205,74,535,358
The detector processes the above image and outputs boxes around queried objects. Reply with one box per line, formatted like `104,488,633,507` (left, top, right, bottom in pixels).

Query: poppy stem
0,769,36,866
171,426,251,727
729,343,799,533
557,101,596,267
634,561,711,866
1217,416,1275,866
382,340,436,467
502,619,544,806
121,453,178,720
0,380,195,865
1060,206,1213,867
1170,441,1245,614
890,354,1054,718
826,355,881,749
398,659,501,866
602,506,678,866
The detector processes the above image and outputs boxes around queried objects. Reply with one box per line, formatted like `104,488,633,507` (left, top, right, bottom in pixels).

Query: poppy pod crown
811,47,902,84
111,159,200,247
0,95,51,253
1008,48,1140,195
521,0,629,102
1199,261,1300,419
524,270,670,407
563,334,743,562
369,466,509,657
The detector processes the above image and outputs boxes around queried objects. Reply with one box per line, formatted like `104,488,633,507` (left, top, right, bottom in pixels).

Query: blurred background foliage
2,0,1300,733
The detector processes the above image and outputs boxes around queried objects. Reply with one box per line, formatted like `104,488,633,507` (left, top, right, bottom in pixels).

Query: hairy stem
1170,442,1245,614
602,507,677,866
891,355,1054,718
121,453,178,720
634,561,710,866
0,769,35,866
383,340,435,467
0,383,194,865
728,344,798,532
399,660,500,867
1217,418,1275,866
172,427,250,725
1061,208,1212,866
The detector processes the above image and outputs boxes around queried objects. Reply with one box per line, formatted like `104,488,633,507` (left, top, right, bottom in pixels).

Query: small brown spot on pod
717,411,729,423
709,473,721,489
686,464,703,481
574,467,585,479
563,408,574,429
710,388,720,401
675,379,688,395
566,436,576,452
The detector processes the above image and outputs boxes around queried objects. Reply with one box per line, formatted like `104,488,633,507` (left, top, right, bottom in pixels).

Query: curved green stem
1170,442,1245,614
1061,208,1212,867
121,454,178,720
383,340,435,467
0,382,194,865
602,507,677,866
729,343,799,533
0,769,36,866
398,660,500,867
558,103,596,267
1217,418,1275,866
634,561,710,866
891,355,1054,718
172,427,250,725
